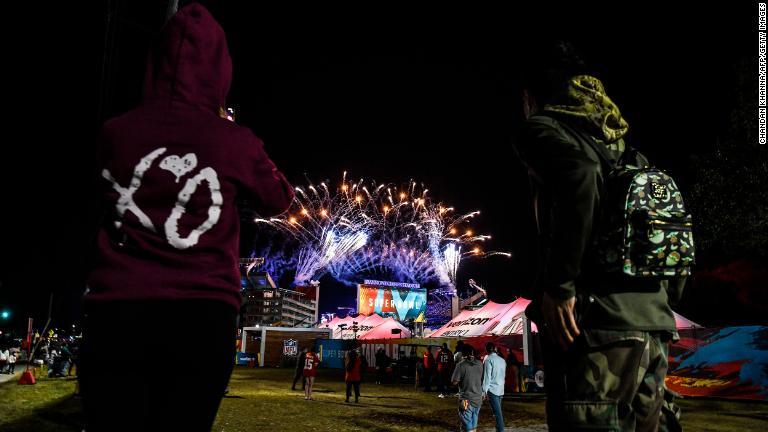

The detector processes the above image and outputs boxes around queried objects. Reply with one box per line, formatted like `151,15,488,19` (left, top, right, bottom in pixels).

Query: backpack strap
618,147,639,167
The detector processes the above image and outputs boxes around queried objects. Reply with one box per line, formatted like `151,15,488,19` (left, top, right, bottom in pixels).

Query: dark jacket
436,347,454,372
519,111,680,331
296,352,307,371
87,4,293,312
375,351,389,368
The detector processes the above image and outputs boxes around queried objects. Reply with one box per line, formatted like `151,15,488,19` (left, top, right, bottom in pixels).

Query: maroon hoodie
87,4,293,311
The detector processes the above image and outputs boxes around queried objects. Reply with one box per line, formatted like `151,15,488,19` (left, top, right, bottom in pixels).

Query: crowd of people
414,341,524,397
423,342,512,432
28,336,80,378
44,339,78,378
283,340,517,432
291,345,369,403
0,334,81,378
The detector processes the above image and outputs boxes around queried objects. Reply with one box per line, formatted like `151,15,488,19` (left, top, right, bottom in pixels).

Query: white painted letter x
102,147,167,232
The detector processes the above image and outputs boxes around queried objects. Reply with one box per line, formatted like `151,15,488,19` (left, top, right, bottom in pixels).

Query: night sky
0,3,760,332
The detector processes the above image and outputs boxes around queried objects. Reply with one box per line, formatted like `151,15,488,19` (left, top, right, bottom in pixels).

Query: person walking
451,344,484,432
482,342,507,432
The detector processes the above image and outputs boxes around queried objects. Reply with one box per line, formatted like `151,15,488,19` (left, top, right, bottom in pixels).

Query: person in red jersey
422,346,437,391
303,346,321,400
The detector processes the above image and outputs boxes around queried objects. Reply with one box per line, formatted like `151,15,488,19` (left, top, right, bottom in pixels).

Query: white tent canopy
429,298,699,338
674,312,702,329
317,313,400,339
358,317,412,339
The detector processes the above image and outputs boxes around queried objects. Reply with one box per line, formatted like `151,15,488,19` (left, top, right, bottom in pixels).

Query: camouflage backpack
598,163,695,277
561,121,696,278
594,153,694,278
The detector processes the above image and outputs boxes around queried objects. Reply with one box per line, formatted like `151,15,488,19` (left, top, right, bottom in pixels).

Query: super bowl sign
357,280,426,321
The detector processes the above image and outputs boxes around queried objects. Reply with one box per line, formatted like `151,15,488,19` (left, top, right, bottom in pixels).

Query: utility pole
522,315,533,366
165,0,179,22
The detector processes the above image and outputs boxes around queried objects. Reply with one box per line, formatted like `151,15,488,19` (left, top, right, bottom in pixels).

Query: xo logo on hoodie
159,153,198,183
102,147,222,250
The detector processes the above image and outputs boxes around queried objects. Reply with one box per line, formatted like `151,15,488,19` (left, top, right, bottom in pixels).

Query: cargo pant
542,329,680,432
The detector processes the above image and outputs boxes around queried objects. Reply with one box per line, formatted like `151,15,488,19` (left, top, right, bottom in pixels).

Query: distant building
239,259,319,328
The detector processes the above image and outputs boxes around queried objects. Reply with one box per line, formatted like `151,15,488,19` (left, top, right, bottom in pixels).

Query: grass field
0,367,765,431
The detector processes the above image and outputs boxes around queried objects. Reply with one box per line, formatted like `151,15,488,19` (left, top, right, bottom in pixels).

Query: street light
0,310,10,320
351,321,359,339
338,323,348,339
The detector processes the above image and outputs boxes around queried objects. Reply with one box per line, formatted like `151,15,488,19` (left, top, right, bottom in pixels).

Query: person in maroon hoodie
79,4,293,431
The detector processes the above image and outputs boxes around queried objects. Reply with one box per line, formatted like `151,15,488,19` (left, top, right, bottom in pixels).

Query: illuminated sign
357,282,427,321
363,279,420,289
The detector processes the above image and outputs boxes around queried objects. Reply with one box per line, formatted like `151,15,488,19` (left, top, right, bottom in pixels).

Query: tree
688,58,768,266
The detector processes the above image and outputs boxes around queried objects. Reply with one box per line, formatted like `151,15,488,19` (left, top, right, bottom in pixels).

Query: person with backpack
344,348,363,403
514,41,692,431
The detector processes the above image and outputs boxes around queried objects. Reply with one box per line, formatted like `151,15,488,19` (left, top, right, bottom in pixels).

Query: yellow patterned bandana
544,75,629,150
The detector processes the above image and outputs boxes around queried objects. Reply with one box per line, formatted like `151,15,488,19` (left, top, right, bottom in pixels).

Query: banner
316,339,357,369
667,326,768,400
429,302,510,337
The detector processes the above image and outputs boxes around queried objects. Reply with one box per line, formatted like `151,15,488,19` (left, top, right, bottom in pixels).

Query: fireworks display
248,244,297,284
254,172,510,291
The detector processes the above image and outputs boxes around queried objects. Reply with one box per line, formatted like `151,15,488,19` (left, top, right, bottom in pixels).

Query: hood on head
544,75,629,144
142,3,232,113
